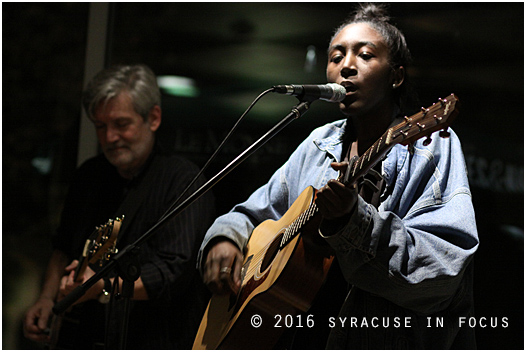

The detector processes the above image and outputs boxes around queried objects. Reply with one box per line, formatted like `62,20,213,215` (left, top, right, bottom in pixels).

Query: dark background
3,2,523,349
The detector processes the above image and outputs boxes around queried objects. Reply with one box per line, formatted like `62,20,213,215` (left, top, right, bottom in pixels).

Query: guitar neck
278,127,401,249
73,252,89,283
345,130,394,186
344,94,460,186
283,94,459,251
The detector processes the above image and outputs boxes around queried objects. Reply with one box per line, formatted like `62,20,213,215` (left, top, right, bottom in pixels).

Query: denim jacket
198,119,479,349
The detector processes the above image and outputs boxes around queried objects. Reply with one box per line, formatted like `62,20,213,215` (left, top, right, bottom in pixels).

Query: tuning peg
439,128,451,138
421,107,429,116
423,135,433,146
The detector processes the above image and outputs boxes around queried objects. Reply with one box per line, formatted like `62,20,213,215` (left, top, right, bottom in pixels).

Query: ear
148,105,162,132
391,65,405,89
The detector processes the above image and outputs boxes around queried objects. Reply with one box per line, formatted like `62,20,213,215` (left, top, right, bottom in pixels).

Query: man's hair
82,64,161,121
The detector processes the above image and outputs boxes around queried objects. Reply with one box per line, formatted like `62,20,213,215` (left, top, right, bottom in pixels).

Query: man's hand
203,240,243,295
23,297,54,343
59,260,103,303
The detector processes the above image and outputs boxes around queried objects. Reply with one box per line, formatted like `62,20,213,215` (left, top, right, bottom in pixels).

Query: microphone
272,83,347,102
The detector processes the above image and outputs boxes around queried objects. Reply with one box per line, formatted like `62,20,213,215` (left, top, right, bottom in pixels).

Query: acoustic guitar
48,217,123,349
193,94,460,349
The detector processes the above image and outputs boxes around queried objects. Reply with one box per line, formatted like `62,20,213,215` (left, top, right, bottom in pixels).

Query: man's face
93,92,160,178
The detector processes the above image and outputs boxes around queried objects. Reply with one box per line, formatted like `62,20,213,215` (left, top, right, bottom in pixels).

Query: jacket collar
313,119,346,161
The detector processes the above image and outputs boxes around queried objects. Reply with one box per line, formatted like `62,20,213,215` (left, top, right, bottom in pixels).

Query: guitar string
242,96,455,282
244,207,310,280
242,202,318,280
247,97,452,278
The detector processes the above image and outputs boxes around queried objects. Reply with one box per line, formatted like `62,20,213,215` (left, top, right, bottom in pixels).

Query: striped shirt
53,147,215,349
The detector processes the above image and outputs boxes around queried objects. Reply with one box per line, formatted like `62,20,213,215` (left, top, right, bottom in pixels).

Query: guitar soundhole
260,232,283,272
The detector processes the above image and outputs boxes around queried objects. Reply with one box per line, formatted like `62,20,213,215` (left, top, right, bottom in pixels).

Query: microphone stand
52,100,312,349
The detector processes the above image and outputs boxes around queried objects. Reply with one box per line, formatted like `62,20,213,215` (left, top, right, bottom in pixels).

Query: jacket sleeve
322,130,479,315
196,131,318,272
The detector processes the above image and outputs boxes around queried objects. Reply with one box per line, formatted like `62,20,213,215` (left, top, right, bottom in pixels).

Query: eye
116,121,130,128
330,54,344,64
114,119,132,129
359,51,374,60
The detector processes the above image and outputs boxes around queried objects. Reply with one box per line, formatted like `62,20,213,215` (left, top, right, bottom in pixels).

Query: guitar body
193,187,334,349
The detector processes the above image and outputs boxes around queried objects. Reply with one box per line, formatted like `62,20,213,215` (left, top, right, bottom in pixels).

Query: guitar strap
344,116,405,208
344,151,385,209
53,155,162,350
358,166,385,209
112,152,161,241
102,152,165,349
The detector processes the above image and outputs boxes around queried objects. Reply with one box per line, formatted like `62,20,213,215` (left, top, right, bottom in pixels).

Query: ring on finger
220,267,232,274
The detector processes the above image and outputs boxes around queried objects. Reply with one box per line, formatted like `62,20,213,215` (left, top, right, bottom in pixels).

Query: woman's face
327,22,401,119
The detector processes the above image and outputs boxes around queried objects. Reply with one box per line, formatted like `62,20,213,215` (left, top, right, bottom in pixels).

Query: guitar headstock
386,93,460,146
74,216,124,281
88,217,123,266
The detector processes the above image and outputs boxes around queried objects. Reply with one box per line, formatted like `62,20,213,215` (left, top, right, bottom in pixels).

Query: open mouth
345,85,357,93
340,82,357,93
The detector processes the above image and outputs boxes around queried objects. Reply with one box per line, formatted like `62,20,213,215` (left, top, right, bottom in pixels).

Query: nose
105,126,120,143
340,54,358,79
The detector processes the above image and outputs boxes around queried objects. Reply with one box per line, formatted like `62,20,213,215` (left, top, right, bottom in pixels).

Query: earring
392,83,397,89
